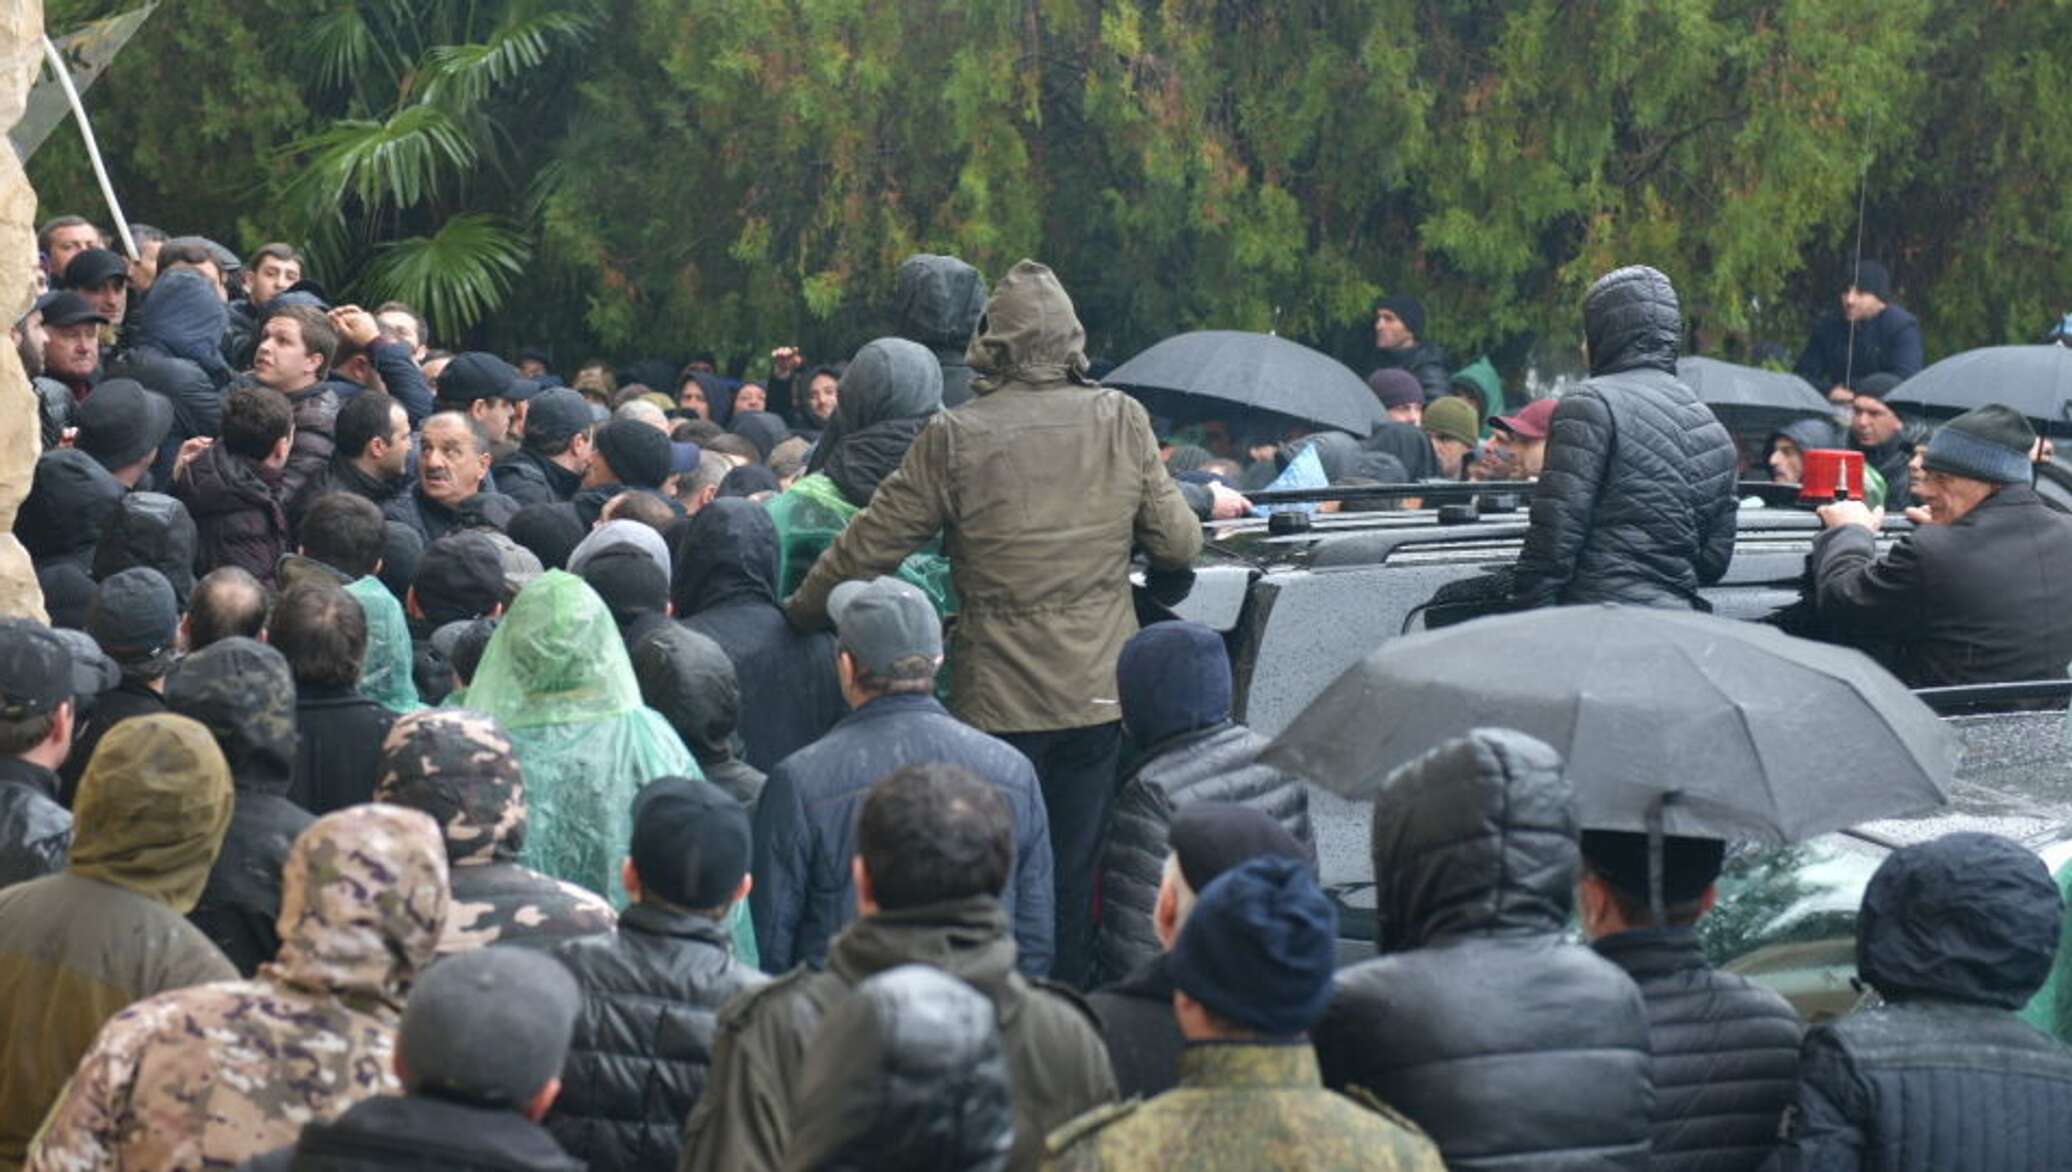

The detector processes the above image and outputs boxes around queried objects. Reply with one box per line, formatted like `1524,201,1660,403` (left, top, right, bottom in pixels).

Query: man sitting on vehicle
1811,403,2072,687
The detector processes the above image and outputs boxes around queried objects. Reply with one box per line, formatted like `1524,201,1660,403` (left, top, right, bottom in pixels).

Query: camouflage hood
265,804,450,1011
965,260,1093,393
69,713,235,912
164,637,298,797
374,709,528,866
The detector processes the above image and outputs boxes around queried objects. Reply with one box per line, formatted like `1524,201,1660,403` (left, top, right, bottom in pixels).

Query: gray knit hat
397,946,580,1109
1920,404,2035,485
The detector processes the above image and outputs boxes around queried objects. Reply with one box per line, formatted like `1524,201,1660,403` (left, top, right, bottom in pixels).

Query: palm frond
420,7,597,110
362,214,531,340
275,105,479,221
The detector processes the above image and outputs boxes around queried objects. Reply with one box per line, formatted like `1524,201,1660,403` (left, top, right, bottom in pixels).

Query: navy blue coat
1794,306,1924,391
749,692,1055,978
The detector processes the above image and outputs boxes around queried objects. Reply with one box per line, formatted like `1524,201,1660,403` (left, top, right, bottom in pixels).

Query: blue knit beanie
1166,856,1338,1036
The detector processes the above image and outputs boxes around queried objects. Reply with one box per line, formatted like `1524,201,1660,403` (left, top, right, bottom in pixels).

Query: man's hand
1816,500,1883,534
1208,481,1251,520
328,305,380,348
1904,504,1933,526
173,436,213,479
770,346,804,379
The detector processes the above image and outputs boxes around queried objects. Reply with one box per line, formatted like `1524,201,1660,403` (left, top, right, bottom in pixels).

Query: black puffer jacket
1595,927,1803,1172
280,380,340,517
1764,832,2072,1172
1372,339,1453,401
546,903,767,1172
1091,723,1314,986
168,638,314,976
108,267,234,467
1514,266,1739,610
17,448,127,569
33,376,72,451
1315,728,1652,1170
672,499,844,773
91,492,198,611
173,441,290,586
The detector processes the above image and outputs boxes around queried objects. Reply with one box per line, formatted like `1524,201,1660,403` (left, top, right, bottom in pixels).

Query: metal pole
40,35,135,260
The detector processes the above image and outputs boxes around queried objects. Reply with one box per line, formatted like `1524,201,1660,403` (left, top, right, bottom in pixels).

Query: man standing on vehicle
1371,295,1451,402
1512,266,1740,611
786,260,1203,986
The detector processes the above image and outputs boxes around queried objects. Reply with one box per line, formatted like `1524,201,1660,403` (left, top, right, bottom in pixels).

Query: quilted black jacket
1315,729,1653,1170
1514,266,1740,610
546,903,766,1172
1088,722,1314,987
1595,927,1803,1171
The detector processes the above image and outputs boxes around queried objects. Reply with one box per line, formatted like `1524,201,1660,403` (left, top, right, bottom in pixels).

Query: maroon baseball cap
1491,398,1558,440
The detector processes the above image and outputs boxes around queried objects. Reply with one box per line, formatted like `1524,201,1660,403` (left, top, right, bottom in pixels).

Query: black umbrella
1883,345,2072,437
1677,357,1831,431
1106,330,1377,437
1261,605,1955,844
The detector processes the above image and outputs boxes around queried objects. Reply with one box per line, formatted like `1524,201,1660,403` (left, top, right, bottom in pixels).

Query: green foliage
29,0,2072,372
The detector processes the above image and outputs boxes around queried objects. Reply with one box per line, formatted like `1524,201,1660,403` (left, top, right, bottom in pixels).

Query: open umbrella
1106,330,1377,437
1261,604,1955,844
1883,345,2072,437
1677,357,1831,431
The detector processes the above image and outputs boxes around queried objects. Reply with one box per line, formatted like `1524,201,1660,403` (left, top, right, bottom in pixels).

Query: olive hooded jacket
786,261,1202,733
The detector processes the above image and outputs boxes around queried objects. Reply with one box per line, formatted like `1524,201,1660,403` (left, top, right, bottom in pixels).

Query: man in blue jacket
1794,260,1924,395
750,576,1055,976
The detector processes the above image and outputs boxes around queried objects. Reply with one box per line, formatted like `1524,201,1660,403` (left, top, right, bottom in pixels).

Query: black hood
631,623,742,764
19,448,126,565
1857,831,2063,1009
895,254,988,351
670,496,781,615
729,411,791,461
825,415,931,508
91,492,199,611
164,636,298,796
807,337,943,479
1371,728,1579,950
1361,421,1439,481
1584,265,1681,377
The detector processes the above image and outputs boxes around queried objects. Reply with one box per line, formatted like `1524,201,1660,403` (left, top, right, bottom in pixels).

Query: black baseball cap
631,776,751,908
1168,802,1310,895
0,619,76,719
39,291,108,328
523,387,593,448
413,532,508,624
437,352,544,405
56,248,128,290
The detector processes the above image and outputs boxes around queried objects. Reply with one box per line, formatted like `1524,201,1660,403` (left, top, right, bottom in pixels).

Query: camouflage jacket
1042,1043,1445,1172
26,804,449,1172
23,977,402,1172
373,710,616,956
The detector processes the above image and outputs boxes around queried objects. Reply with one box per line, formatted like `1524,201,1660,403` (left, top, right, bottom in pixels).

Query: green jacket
787,261,1202,733
0,715,237,1169
1043,1042,1445,1172
678,896,1116,1172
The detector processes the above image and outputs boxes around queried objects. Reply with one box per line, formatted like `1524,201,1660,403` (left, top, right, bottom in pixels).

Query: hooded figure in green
463,571,756,962
769,337,955,617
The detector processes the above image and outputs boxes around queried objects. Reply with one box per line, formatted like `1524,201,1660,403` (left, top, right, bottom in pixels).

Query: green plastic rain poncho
769,337,957,616
347,575,422,712
463,570,756,962
2020,857,2072,1043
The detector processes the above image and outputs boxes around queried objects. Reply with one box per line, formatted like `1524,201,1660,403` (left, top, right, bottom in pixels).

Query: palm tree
272,0,597,342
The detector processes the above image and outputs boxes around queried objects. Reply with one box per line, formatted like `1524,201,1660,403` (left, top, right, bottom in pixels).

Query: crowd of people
0,212,2069,1172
